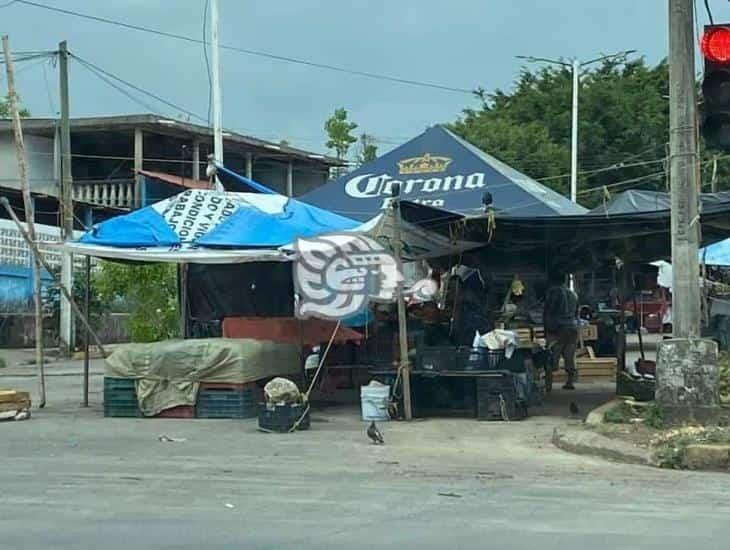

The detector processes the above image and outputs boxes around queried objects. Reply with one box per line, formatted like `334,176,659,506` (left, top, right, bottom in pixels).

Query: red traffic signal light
702,25,730,150
702,26,730,62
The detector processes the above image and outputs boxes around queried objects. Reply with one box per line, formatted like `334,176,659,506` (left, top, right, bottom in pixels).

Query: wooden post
83,254,90,407
391,184,412,420
2,35,46,407
178,263,188,339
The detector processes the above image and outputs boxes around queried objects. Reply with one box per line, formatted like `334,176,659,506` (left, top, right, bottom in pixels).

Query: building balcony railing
73,179,135,210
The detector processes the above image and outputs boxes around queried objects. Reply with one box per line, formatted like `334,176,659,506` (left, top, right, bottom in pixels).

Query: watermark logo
293,233,401,320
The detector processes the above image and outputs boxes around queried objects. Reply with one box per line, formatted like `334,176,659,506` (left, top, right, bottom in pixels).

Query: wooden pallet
553,357,617,382
0,390,31,419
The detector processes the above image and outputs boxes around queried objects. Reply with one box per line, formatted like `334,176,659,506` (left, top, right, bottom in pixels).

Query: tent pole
83,255,90,407
179,263,188,339
391,185,413,420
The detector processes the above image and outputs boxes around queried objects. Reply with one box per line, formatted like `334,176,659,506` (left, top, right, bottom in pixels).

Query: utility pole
391,184,412,420
210,0,224,191
570,58,580,203
516,50,635,203
2,35,46,407
668,0,701,339
59,40,74,356
657,0,719,420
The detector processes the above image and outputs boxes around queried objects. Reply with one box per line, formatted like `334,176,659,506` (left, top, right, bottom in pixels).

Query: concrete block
682,444,730,471
656,338,719,413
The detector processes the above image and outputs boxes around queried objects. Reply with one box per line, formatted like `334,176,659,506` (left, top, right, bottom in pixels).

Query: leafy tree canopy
449,58,722,207
0,93,30,117
325,107,358,159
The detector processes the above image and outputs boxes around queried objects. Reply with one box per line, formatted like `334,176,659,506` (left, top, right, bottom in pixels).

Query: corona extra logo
397,153,452,175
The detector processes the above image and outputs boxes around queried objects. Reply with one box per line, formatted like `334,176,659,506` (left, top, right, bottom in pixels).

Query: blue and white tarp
65,189,358,263
703,239,730,267
64,188,483,263
301,125,588,220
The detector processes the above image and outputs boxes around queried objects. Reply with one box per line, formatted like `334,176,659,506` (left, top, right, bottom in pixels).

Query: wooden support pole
0,197,107,358
83,255,90,407
2,35,46,407
391,184,412,420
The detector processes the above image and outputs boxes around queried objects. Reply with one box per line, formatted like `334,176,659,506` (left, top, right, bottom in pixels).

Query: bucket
360,383,390,421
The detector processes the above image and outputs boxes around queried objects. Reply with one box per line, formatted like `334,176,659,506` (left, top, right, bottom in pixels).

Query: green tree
356,133,378,165
452,59,673,207
94,262,179,343
325,107,358,159
0,93,30,117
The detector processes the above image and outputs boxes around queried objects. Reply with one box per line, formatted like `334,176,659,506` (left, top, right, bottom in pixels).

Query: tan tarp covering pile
105,338,301,416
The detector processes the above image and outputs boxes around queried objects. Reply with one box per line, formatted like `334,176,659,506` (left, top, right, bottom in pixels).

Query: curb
552,425,652,466
585,398,624,426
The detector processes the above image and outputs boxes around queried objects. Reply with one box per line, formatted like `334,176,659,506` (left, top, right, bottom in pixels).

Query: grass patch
603,400,664,428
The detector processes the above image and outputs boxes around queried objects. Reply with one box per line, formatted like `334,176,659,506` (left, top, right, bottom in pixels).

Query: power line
704,0,714,25
12,0,475,94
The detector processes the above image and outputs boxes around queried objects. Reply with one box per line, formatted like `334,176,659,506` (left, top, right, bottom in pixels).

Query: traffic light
701,25,730,149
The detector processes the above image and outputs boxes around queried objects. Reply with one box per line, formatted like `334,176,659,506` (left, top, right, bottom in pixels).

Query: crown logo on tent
397,153,452,175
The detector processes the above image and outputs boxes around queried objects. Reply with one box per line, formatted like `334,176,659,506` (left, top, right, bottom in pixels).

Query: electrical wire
704,0,714,25
13,0,475,94
71,53,204,123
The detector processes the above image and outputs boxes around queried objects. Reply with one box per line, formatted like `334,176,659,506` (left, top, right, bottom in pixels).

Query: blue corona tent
301,125,588,220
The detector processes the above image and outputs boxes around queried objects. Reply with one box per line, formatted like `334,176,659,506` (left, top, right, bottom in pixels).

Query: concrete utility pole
570,58,580,203
210,0,224,192
657,0,718,420
59,40,74,356
2,35,46,407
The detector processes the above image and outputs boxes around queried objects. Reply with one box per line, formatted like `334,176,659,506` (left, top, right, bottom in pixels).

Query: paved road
2,373,730,549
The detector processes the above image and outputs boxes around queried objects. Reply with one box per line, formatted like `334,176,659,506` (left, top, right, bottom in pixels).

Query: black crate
196,386,257,419
476,372,516,394
103,377,140,417
464,348,506,371
418,346,458,372
477,391,527,421
258,403,310,432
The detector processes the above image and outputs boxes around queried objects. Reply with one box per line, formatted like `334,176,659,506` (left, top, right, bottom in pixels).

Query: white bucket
360,383,390,422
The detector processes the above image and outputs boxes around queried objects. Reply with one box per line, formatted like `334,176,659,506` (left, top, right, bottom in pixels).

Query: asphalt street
2,369,729,549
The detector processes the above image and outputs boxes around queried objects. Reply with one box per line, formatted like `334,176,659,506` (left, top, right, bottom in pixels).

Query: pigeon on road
569,402,579,416
367,421,385,445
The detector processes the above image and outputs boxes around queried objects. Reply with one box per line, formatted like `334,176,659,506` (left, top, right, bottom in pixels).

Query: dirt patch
588,399,730,470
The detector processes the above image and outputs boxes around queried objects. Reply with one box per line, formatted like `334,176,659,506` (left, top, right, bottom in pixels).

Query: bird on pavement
569,402,579,416
367,421,385,445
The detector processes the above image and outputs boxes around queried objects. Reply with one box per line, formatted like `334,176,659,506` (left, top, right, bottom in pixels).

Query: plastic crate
196,385,258,419
258,402,310,432
104,377,140,417
418,346,458,371
476,372,516,395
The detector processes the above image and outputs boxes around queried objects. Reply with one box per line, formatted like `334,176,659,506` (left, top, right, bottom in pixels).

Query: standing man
543,272,579,390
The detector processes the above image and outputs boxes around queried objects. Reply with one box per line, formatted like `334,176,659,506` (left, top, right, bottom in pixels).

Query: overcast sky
2,0,729,157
